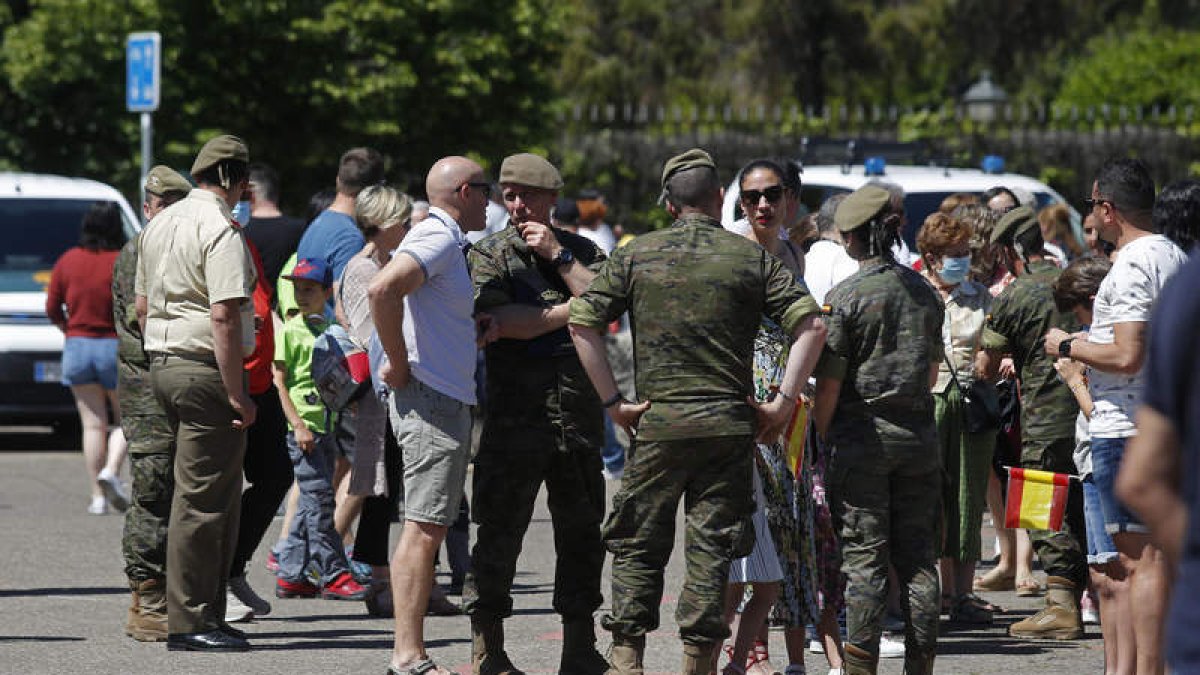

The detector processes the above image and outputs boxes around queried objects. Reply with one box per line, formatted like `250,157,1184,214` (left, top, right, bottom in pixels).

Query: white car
0,173,139,430
723,161,1082,249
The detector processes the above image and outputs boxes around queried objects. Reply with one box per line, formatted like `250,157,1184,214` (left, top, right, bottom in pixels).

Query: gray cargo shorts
387,377,473,527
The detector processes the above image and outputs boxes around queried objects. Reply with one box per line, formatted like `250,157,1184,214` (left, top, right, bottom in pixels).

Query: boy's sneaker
322,572,368,601
276,577,319,599
879,634,905,658
265,550,280,574
229,575,271,616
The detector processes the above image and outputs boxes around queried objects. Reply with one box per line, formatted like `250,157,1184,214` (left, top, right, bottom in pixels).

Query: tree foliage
1055,26,1200,109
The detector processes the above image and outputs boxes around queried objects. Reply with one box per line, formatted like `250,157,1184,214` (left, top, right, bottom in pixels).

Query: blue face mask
231,200,251,225
937,255,971,285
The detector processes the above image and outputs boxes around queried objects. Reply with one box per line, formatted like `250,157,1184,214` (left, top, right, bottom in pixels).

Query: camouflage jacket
815,257,944,449
981,258,1079,442
569,212,820,441
112,235,157,414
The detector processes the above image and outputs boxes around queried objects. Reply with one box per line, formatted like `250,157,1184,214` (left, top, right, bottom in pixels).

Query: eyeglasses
739,185,785,205
1083,197,1112,210
463,182,491,199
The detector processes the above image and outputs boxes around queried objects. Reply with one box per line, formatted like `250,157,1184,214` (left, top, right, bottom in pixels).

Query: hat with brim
283,257,332,287
144,165,192,198
499,153,563,190
190,134,250,177
989,205,1040,245
834,185,891,232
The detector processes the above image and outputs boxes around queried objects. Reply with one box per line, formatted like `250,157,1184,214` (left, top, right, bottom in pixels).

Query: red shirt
243,239,276,396
45,247,119,338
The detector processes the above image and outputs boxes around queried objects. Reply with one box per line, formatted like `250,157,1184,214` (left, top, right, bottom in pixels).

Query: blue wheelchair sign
126,32,161,112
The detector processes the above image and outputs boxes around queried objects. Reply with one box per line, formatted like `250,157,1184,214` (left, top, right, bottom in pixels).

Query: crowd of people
43,134,1200,675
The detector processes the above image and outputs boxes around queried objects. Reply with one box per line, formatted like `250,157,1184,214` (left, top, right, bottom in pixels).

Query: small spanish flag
783,403,809,477
1004,468,1071,531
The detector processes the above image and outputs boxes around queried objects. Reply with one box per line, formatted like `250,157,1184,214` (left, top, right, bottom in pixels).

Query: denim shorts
387,377,473,527
1081,475,1118,564
61,336,118,390
1090,436,1148,535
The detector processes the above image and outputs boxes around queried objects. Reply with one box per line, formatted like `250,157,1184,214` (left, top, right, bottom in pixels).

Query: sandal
972,569,1015,592
948,593,996,624
386,658,453,675
1015,577,1044,597
749,640,782,675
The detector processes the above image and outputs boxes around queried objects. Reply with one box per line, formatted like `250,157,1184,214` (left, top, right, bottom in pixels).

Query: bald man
369,156,493,675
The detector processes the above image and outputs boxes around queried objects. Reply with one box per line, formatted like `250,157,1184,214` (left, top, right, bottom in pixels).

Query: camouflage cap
660,148,716,189
143,165,191,198
834,184,891,232
190,134,249,177
498,153,563,190
989,204,1040,245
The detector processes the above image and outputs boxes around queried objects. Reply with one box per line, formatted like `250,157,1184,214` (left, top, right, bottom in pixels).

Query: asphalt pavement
0,435,1104,674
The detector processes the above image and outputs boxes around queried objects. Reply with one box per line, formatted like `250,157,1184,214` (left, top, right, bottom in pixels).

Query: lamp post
962,70,1007,123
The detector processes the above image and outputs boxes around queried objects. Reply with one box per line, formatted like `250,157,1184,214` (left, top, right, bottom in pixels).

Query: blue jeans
601,416,625,473
1081,475,1117,564
1090,436,1148,536
277,430,350,585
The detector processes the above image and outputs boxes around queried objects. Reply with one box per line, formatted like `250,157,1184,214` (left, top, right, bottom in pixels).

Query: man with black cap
810,184,945,674
464,153,608,675
979,204,1086,641
113,165,191,642
569,148,826,675
135,134,258,652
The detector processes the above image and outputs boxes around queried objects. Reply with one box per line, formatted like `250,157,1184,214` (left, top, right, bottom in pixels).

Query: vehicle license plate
34,361,62,383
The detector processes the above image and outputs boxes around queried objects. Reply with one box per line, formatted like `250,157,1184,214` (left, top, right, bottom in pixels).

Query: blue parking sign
126,32,161,112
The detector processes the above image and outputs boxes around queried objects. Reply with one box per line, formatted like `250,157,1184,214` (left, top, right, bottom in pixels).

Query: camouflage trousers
463,419,607,622
121,411,175,582
828,442,940,662
600,435,755,645
1020,436,1087,589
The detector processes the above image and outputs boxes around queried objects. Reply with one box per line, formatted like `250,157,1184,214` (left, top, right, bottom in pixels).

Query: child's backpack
311,323,372,410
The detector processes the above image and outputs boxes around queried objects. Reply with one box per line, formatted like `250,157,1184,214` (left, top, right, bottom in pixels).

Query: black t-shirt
244,215,308,292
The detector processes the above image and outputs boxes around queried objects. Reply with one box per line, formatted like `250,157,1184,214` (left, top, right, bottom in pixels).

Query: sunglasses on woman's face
739,185,785,205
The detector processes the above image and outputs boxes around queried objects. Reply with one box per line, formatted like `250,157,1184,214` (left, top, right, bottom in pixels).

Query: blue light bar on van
864,156,886,176
981,155,1005,174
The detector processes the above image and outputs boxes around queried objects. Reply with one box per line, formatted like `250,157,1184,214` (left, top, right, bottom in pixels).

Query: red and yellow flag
784,403,809,477
1004,468,1070,531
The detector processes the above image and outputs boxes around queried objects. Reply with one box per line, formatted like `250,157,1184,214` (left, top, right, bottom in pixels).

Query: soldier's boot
1008,575,1084,640
842,644,879,675
902,647,935,675
559,619,609,675
680,642,717,675
604,633,645,675
472,618,526,675
125,578,168,642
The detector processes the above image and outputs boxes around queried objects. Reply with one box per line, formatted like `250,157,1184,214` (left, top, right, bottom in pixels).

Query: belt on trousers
146,351,218,367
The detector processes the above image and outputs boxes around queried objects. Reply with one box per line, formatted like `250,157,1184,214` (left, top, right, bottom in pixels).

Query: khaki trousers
150,356,246,634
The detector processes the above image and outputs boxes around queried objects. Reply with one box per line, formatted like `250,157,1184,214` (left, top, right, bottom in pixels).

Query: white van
0,173,140,430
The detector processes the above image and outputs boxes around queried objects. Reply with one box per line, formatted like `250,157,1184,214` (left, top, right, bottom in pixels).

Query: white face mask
231,200,251,225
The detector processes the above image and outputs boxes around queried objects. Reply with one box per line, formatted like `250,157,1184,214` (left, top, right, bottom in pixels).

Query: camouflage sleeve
812,288,850,380
568,246,629,329
762,253,821,336
926,291,946,363
980,292,1011,352
112,240,139,336
468,246,513,313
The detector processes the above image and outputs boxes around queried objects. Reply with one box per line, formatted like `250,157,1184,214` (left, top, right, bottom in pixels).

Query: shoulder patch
821,304,833,316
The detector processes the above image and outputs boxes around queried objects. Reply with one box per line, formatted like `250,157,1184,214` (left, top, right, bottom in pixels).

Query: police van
722,156,1082,249
0,173,140,432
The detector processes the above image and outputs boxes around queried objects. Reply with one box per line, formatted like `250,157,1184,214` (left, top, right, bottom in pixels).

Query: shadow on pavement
0,586,126,598
0,636,86,642
249,633,468,651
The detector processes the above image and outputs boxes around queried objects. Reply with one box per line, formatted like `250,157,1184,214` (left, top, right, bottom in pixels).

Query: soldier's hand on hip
747,395,794,445
229,392,257,430
610,399,651,439
380,359,410,391
520,221,561,261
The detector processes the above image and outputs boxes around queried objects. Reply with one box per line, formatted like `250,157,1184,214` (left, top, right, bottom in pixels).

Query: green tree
1054,26,1200,110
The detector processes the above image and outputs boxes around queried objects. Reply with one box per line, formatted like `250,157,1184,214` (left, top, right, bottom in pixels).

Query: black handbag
943,351,1001,434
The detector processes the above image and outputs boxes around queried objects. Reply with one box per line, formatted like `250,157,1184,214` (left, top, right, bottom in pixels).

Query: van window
0,198,128,292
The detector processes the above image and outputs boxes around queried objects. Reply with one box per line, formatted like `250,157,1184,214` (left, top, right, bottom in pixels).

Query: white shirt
396,206,478,405
803,239,859,306
1087,234,1187,437
576,221,617,253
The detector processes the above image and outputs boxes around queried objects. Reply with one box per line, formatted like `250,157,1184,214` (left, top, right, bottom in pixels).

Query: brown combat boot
559,619,609,675
681,642,717,675
125,578,167,642
472,618,526,675
1008,575,1084,640
605,632,645,675
842,644,879,675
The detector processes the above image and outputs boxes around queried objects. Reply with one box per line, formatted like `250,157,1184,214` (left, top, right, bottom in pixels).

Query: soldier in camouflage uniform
114,166,191,641
811,185,945,675
464,154,609,675
979,205,1085,639
568,149,826,675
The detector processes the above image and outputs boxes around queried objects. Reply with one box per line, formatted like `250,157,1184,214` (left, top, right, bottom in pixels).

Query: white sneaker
878,634,905,658
97,468,129,512
225,590,254,623
827,669,844,675
1082,606,1100,625
86,495,107,515
808,639,824,654
229,575,271,616
602,467,624,481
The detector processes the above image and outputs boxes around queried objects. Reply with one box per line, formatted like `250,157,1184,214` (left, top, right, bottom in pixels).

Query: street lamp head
963,70,1008,123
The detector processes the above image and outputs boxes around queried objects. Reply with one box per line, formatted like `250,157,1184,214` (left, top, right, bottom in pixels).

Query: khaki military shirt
570,213,820,441
135,189,257,358
981,259,1079,442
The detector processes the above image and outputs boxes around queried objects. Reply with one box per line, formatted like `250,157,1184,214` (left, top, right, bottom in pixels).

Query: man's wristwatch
1059,337,1075,358
552,247,574,267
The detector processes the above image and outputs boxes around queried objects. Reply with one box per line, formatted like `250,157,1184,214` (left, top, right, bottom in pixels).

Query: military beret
190,134,250,177
989,204,1040,245
143,165,191,197
834,184,891,232
499,153,563,190
660,148,716,190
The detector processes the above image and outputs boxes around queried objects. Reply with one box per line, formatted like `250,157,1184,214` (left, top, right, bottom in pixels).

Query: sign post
126,32,161,220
